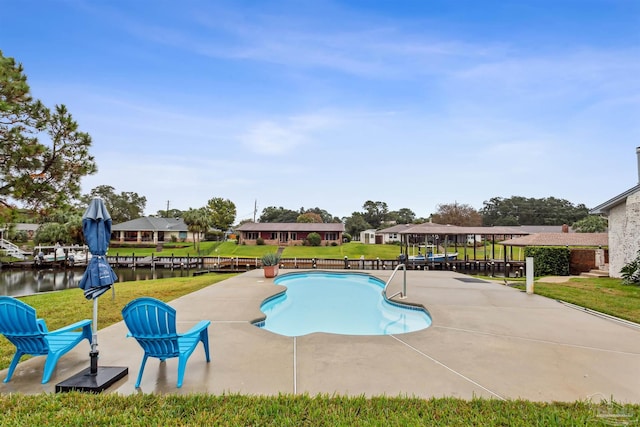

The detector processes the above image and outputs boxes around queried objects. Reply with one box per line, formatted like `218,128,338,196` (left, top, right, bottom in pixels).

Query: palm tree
182,208,211,254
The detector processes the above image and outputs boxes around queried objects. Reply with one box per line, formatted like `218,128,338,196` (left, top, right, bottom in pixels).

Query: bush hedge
524,247,570,276
307,232,321,246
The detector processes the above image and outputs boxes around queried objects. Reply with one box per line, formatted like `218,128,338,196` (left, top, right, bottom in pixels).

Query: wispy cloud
454,48,640,100
240,113,339,155
97,2,503,80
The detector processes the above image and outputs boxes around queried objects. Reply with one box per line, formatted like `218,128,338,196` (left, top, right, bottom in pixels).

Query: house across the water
111,217,190,244
235,222,345,246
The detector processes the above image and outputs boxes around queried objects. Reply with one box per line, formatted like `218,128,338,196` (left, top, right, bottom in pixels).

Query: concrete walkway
1,270,639,402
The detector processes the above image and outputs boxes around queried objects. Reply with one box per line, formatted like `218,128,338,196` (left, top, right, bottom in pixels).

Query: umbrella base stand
55,362,128,393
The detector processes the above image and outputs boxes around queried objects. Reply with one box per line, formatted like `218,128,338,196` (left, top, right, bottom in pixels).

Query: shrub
343,233,352,243
331,242,338,246
9,230,28,243
307,232,321,246
620,250,640,285
523,247,570,276
256,237,265,245
204,231,224,241
261,252,281,266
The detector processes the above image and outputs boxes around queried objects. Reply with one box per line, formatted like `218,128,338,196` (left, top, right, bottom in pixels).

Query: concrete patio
1,269,639,402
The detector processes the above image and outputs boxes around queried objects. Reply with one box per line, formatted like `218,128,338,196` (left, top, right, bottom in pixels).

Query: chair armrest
48,319,92,335
181,320,211,337
37,318,49,333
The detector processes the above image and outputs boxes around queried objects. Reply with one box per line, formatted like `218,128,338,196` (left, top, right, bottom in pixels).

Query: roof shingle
236,223,344,232
499,233,608,247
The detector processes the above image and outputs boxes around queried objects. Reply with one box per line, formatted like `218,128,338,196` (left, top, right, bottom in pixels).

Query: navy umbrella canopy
79,198,118,299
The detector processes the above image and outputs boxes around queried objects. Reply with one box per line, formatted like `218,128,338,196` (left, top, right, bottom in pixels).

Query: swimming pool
256,271,432,337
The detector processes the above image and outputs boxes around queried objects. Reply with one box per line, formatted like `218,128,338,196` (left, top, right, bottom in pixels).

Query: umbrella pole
90,298,99,374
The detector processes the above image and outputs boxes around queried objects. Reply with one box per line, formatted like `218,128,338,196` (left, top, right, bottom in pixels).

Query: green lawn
7,240,521,261
107,241,222,257
107,241,405,259
281,242,402,259
105,241,527,261
1,393,637,426
107,241,279,258
521,277,640,324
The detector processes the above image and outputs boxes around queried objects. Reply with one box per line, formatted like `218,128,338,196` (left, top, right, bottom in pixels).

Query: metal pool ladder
384,263,407,299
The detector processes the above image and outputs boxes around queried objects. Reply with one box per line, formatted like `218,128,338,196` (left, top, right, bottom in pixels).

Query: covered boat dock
398,224,530,276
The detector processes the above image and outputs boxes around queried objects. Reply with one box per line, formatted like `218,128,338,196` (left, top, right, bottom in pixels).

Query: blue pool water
257,272,432,337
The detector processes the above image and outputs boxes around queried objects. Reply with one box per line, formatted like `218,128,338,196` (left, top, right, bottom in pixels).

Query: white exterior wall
608,192,640,278
382,232,401,243
360,230,377,244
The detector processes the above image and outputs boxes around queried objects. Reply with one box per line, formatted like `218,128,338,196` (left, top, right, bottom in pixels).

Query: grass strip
0,393,637,426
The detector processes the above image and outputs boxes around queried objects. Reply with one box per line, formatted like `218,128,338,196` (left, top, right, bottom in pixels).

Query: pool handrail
383,263,407,300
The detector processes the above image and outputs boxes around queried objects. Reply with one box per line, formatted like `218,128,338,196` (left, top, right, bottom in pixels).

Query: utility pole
166,200,170,218
253,199,257,222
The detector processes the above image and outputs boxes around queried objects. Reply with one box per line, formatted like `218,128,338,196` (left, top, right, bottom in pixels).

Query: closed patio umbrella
56,198,127,393
79,198,118,300
78,197,117,366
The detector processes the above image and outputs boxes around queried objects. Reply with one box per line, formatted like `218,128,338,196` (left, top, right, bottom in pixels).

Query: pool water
257,272,432,337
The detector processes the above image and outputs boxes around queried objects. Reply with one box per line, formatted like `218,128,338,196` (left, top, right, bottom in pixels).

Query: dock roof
500,232,608,247
397,224,527,236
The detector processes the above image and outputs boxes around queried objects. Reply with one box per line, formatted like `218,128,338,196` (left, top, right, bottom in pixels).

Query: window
124,231,137,242
325,232,338,241
270,232,278,240
246,232,259,240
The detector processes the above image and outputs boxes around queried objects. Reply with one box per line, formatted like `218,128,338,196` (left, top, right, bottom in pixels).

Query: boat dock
2,253,527,278
107,255,200,269
30,245,91,268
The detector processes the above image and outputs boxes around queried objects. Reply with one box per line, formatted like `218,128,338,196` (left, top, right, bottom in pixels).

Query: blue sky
2,0,639,221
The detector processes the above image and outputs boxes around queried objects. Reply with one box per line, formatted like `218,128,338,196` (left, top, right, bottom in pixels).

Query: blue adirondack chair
121,297,211,388
0,296,92,384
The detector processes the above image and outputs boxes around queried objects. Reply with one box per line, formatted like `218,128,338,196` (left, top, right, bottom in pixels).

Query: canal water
0,268,194,297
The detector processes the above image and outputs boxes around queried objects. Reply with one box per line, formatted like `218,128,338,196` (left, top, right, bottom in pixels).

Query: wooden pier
107,255,200,269
195,256,526,278
3,254,528,278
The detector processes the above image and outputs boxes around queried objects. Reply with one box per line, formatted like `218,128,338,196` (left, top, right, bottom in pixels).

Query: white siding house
376,224,414,244
359,229,377,244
